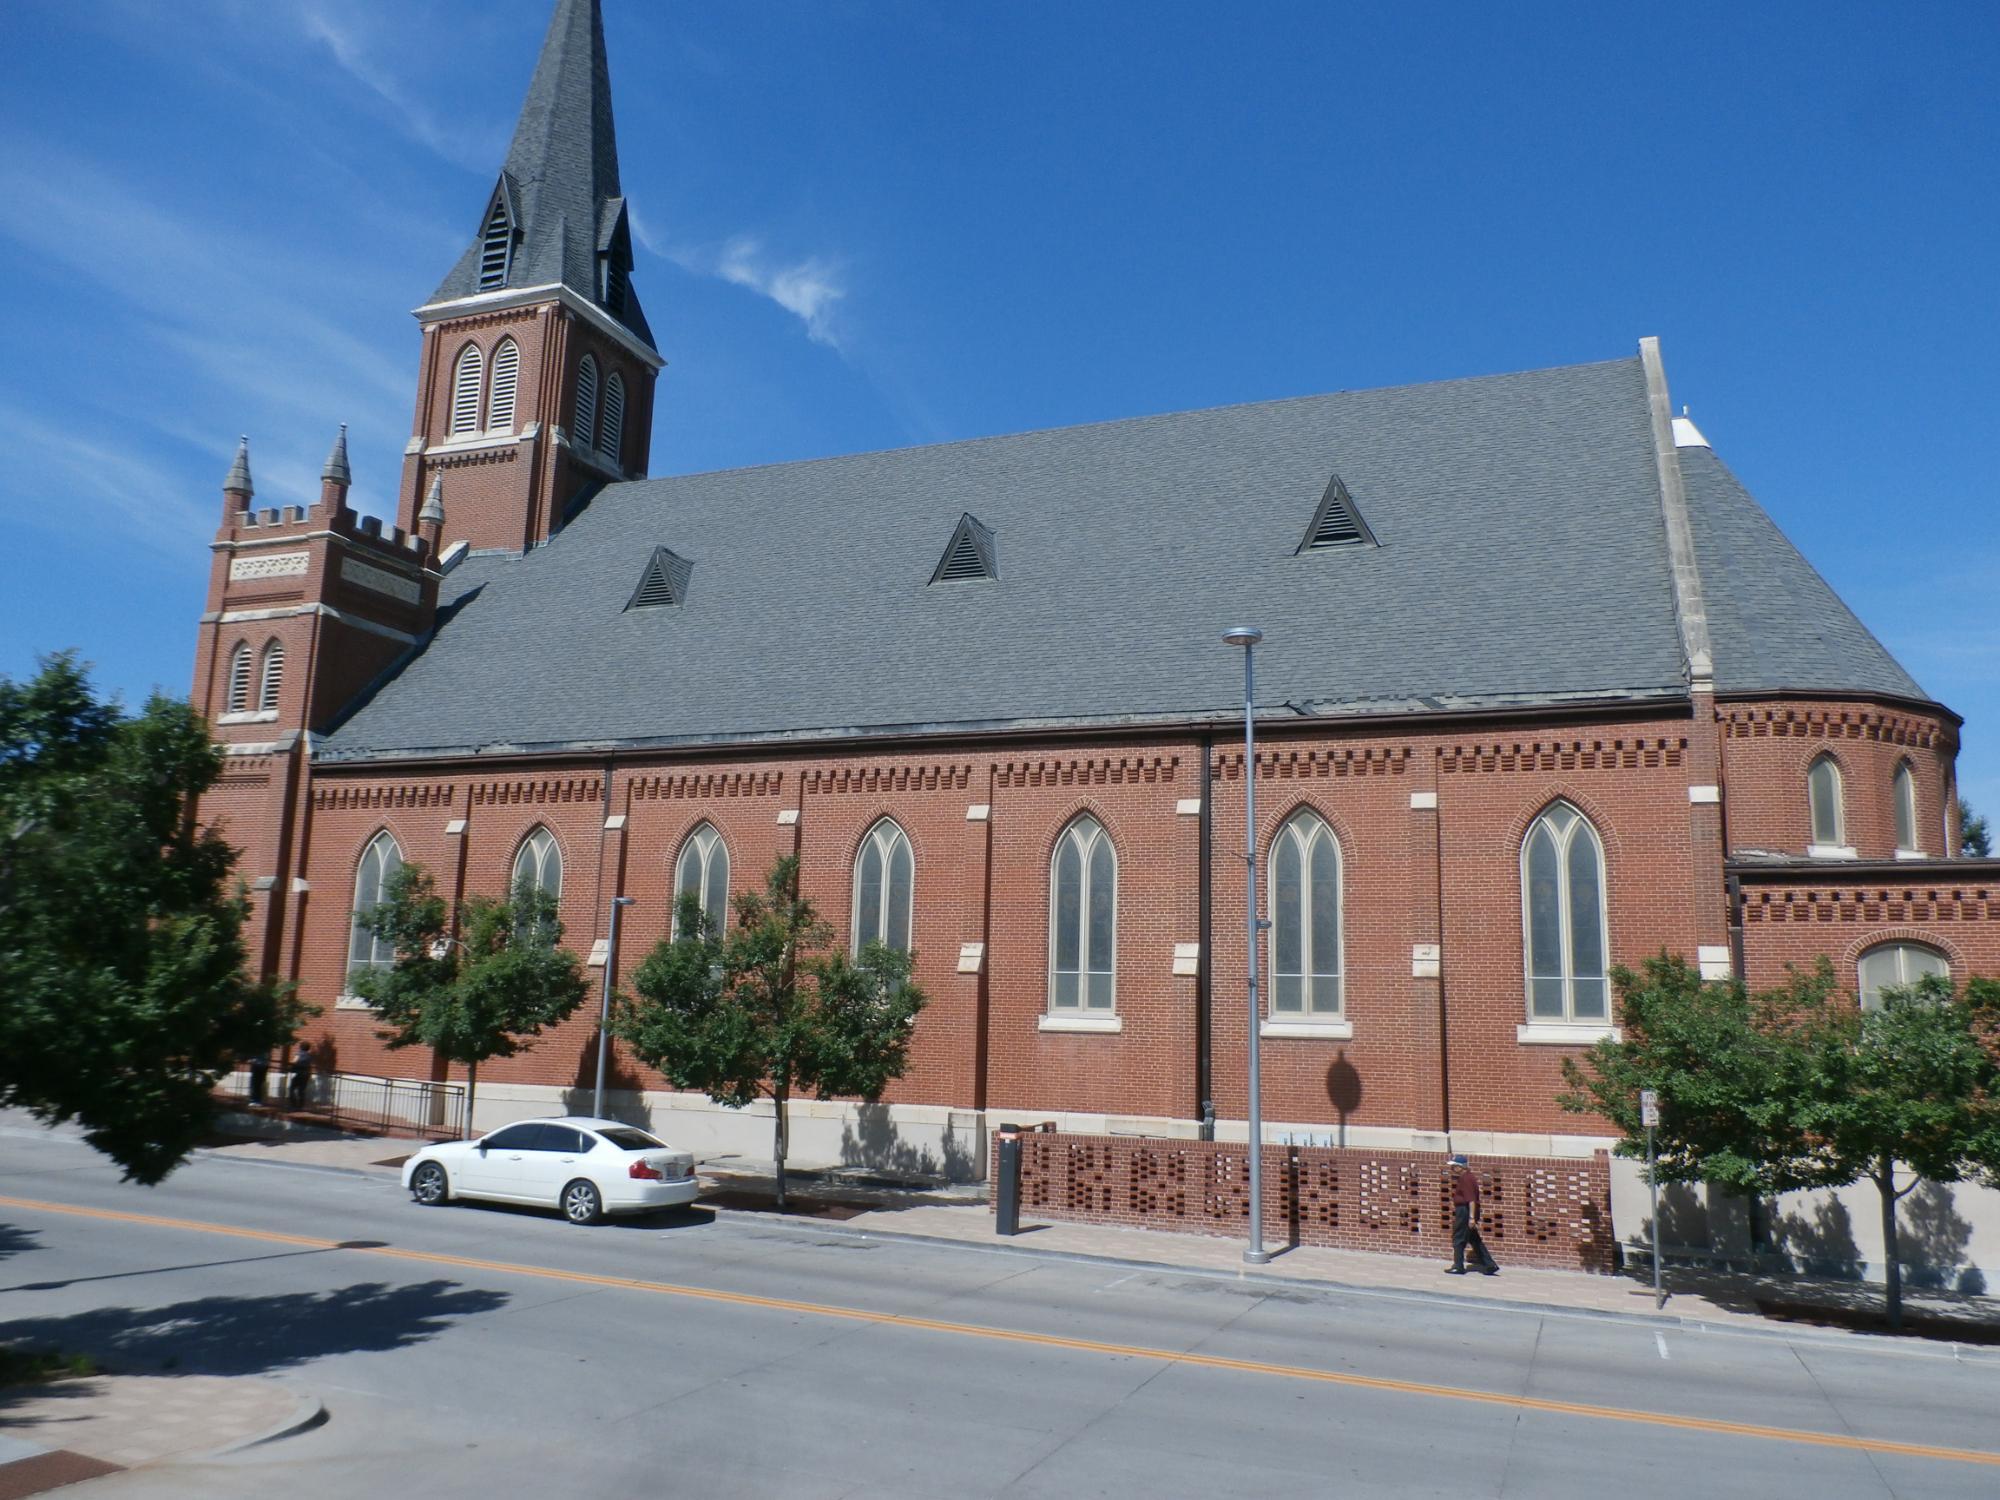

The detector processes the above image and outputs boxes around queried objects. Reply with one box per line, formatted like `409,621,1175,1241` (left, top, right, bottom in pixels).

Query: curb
191,1146,406,1183
208,1384,328,1456
708,1207,2000,1363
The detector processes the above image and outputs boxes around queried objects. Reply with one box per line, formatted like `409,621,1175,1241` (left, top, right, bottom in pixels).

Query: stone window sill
217,709,280,726
1039,1013,1122,1034
334,995,375,1012
1516,1023,1620,1045
1260,1019,1354,1040
1806,844,1858,861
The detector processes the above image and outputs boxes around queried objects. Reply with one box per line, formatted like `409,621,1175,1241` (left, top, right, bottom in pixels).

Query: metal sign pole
1642,1088,1663,1308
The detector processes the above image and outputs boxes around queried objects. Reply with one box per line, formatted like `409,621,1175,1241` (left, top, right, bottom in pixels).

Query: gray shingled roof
428,0,653,347
320,356,1724,762
1678,443,1926,701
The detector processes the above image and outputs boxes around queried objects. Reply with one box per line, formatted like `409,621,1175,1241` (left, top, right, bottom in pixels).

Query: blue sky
1,1,1994,822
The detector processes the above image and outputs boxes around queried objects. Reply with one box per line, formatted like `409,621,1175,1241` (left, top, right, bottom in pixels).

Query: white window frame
1047,813,1117,1014
1892,761,1920,855
347,830,404,982
257,639,284,713
672,822,729,938
450,342,484,437
1267,809,1344,1022
1519,801,1612,1031
1856,941,1949,1011
851,818,914,954
488,337,521,433
511,825,562,900
226,640,252,714
1807,754,1849,856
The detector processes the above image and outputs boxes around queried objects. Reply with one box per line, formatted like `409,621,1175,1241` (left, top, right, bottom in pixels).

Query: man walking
1446,1154,1498,1276
289,1041,314,1111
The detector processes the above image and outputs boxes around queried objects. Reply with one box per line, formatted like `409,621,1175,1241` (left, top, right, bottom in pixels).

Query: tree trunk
1878,1161,1902,1331
466,1060,479,1140
773,1088,788,1210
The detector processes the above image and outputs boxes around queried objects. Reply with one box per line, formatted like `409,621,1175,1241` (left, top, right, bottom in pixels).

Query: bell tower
397,0,662,556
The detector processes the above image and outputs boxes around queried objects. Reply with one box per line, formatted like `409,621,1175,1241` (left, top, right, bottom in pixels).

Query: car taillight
629,1160,664,1181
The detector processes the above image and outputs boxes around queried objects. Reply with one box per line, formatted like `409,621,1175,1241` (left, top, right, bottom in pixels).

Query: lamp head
1222,626,1264,648
613,896,636,907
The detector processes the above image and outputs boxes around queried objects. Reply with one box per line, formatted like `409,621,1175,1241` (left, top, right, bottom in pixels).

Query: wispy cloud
0,402,213,553
641,216,850,351
293,3,507,173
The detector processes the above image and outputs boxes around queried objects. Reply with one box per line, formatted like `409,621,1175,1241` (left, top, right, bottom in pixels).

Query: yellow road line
5,1193,1995,1469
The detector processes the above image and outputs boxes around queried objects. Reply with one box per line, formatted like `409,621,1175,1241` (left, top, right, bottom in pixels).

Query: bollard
994,1123,1023,1236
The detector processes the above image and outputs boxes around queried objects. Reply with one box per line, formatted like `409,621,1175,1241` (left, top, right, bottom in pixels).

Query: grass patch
0,1346,98,1387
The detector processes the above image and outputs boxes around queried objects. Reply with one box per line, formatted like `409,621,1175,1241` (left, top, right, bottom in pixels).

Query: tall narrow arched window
1893,762,1919,854
257,639,284,713
1270,810,1342,1017
1522,801,1609,1024
600,372,626,464
852,819,914,954
488,338,520,432
347,831,404,982
1050,814,1116,1011
450,342,483,436
1857,942,1948,1011
226,641,252,713
1807,754,1845,850
673,822,729,938
511,826,562,899
573,355,600,451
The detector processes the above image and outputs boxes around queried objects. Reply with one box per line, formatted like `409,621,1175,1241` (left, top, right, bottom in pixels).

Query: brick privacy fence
994,1133,1616,1273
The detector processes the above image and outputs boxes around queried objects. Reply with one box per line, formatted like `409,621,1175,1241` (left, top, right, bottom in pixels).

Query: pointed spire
223,436,253,499
322,424,352,485
417,472,445,525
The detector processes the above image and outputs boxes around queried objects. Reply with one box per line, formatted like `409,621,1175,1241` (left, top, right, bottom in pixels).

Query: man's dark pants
1452,1204,1497,1272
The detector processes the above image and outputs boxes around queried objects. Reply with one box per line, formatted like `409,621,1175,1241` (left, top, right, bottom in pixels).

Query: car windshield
595,1128,665,1151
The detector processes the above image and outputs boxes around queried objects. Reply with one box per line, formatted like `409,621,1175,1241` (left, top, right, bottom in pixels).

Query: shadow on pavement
0,1225,40,1263
0,1279,511,1384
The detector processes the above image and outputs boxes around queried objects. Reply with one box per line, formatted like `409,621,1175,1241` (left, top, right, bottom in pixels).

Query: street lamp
593,895,636,1120
1223,625,1270,1265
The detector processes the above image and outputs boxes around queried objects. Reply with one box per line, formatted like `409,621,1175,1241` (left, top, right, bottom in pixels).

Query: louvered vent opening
604,258,628,315
601,373,626,464
478,195,513,290
574,356,600,450
488,339,520,431
450,343,484,435
226,643,252,713
259,641,285,712
1297,473,1377,552
626,546,693,610
930,513,997,584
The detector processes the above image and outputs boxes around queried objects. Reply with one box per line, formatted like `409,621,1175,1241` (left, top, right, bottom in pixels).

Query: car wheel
410,1161,450,1206
562,1178,604,1226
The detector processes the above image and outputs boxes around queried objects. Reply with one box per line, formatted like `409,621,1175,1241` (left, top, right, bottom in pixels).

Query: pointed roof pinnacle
322,423,352,485
224,436,253,497
417,472,446,525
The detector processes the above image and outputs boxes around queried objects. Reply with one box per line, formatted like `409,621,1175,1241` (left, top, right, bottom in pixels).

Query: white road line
1655,1332,1671,1360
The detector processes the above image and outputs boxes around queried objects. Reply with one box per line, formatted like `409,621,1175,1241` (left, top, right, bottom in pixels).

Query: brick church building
191,1,1996,1250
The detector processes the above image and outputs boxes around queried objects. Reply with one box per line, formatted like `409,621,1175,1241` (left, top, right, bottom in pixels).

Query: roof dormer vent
1296,473,1377,552
626,546,693,609
930,513,997,583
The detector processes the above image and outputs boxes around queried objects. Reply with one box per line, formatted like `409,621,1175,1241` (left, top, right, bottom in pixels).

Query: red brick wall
998,1132,1616,1272
1738,869,2000,995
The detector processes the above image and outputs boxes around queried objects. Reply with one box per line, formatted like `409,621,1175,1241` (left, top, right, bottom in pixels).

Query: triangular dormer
1296,473,1377,552
931,513,998,583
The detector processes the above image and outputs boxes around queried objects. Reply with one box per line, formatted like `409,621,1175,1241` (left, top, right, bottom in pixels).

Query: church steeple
401,0,661,556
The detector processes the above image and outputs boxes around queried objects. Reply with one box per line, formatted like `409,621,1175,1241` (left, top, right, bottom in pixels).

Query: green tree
1560,956,2000,1327
615,855,926,1207
1961,799,1992,858
0,654,280,1184
353,865,588,1130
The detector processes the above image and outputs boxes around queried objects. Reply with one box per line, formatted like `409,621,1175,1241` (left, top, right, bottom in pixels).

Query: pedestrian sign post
1641,1090,1663,1308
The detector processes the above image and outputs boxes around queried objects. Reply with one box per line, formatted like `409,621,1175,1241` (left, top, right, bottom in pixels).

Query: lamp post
1223,625,1270,1265
593,895,636,1120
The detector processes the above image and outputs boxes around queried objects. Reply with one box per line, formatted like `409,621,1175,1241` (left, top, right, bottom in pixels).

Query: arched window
600,372,626,464
257,639,284,713
450,342,483,436
1893,762,1919,854
673,822,729,937
1050,814,1116,1011
573,355,600,451
226,641,252,713
1857,942,1949,1011
1522,801,1609,1023
488,338,520,432
511,826,561,899
1270,810,1342,1017
852,819,913,953
1808,754,1845,850
347,831,404,981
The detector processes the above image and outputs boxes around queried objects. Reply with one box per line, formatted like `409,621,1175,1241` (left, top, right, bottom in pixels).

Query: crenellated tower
398,0,661,555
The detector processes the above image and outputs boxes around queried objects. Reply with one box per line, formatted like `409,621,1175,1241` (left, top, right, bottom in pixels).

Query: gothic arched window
511,826,562,900
1893,762,1919,854
673,822,729,938
1857,942,1948,1011
1808,754,1845,850
257,639,284,713
347,831,404,981
226,641,252,714
852,819,914,954
574,355,600,451
1270,810,1342,1017
1049,814,1116,1011
1522,801,1609,1024
488,337,520,432
601,372,626,465
450,342,484,436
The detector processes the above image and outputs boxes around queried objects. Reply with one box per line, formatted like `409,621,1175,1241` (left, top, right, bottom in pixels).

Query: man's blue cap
1449,1154,1468,1166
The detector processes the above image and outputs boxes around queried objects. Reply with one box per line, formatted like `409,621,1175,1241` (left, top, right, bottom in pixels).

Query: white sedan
402,1116,699,1224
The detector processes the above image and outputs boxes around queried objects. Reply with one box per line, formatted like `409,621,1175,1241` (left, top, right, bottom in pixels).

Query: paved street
1,1130,1996,1498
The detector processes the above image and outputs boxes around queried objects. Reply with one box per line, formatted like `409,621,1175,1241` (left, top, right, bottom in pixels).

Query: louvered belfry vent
930,513,998,584
1297,473,1377,552
626,546,693,610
